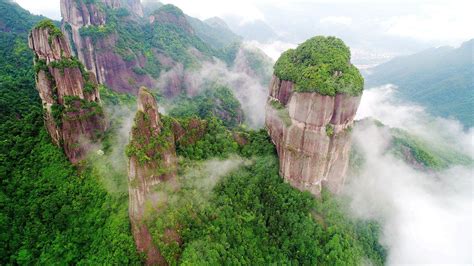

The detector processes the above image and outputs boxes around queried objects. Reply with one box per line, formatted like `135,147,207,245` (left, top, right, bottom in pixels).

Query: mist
88,102,137,193
356,85,473,156
344,85,473,264
182,156,249,199
155,48,270,128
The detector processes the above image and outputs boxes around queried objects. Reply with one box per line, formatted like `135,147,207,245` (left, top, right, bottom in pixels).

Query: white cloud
14,0,61,20
347,84,474,264
347,126,473,264
320,16,352,26
245,40,296,61
161,0,266,24
356,85,474,156
13,0,474,47
385,2,474,45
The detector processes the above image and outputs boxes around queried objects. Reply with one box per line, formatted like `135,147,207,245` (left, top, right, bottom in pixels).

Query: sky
14,0,474,64
15,0,474,45
160,0,474,44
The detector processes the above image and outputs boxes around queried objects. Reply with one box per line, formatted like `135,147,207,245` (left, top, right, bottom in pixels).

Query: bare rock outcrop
60,0,153,94
266,76,361,195
29,21,106,163
127,87,178,264
265,36,364,196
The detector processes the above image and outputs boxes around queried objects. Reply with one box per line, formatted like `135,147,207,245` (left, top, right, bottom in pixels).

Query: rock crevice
60,0,152,94
127,87,178,264
266,75,361,195
29,23,106,163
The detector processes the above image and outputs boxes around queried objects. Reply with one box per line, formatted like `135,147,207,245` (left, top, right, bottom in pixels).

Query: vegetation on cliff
2,1,385,265
103,3,241,77
0,3,140,263
351,119,473,171
175,117,240,160
274,36,364,96
34,19,63,44
169,85,244,128
146,129,386,265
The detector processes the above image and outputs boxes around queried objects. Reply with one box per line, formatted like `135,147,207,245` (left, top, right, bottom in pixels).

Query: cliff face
265,36,363,196
127,87,178,264
266,76,360,195
60,0,153,93
29,22,106,163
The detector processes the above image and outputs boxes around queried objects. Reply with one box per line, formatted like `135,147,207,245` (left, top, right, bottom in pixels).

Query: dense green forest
1,0,387,264
0,1,140,264
147,135,386,265
274,36,364,96
365,40,474,127
169,85,244,128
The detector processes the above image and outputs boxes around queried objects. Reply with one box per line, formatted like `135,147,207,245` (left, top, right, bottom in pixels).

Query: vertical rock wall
127,87,178,264
60,0,153,93
265,75,361,195
29,24,106,163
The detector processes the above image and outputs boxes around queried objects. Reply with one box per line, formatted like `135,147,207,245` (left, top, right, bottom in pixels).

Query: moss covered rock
274,36,363,96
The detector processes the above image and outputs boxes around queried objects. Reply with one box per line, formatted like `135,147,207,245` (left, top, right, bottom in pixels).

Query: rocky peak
28,22,72,63
29,20,107,163
127,87,178,264
61,0,155,94
61,0,142,26
137,87,161,130
265,36,363,196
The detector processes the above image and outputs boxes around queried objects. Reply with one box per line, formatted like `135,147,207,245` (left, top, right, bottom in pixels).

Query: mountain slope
365,40,474,127
61,1,270,96
2,1,386,264
187,16,242,50
0,1,140,263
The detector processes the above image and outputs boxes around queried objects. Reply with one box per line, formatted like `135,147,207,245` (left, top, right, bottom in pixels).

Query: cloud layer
346,85,473,264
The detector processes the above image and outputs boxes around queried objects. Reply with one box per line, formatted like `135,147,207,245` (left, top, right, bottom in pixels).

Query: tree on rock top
274,36,364,96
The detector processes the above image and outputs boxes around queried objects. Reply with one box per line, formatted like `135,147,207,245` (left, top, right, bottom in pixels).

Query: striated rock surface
266,76,361,195
265,36,364,196
60,0,152,94
127,87,178,264
29,22,106,163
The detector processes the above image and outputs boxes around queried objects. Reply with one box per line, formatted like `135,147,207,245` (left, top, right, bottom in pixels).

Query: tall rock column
126,87,178,264
265,36,364,196
60,0,152,93
29,20,106,163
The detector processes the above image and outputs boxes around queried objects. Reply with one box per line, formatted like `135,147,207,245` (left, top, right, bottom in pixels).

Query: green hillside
365,40,474,127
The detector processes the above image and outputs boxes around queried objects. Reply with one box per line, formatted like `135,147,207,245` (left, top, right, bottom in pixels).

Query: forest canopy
274,36,364,96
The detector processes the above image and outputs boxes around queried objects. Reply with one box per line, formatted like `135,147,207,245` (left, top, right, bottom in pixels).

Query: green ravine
146,130,386,265
274,36,364,96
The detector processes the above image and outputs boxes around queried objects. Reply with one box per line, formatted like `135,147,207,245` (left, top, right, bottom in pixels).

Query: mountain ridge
365,39,474,127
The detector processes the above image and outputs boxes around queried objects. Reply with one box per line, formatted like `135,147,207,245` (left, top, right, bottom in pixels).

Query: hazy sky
15,0,473,44
14,0,474,60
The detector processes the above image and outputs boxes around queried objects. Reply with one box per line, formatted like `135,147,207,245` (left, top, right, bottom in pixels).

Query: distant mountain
187,16,242,49
225,19,278,42
0,0,45,33
365,40,474,127
142,0,163,16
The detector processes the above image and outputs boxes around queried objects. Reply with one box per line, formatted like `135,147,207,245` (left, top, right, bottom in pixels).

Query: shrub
274,36,364,96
